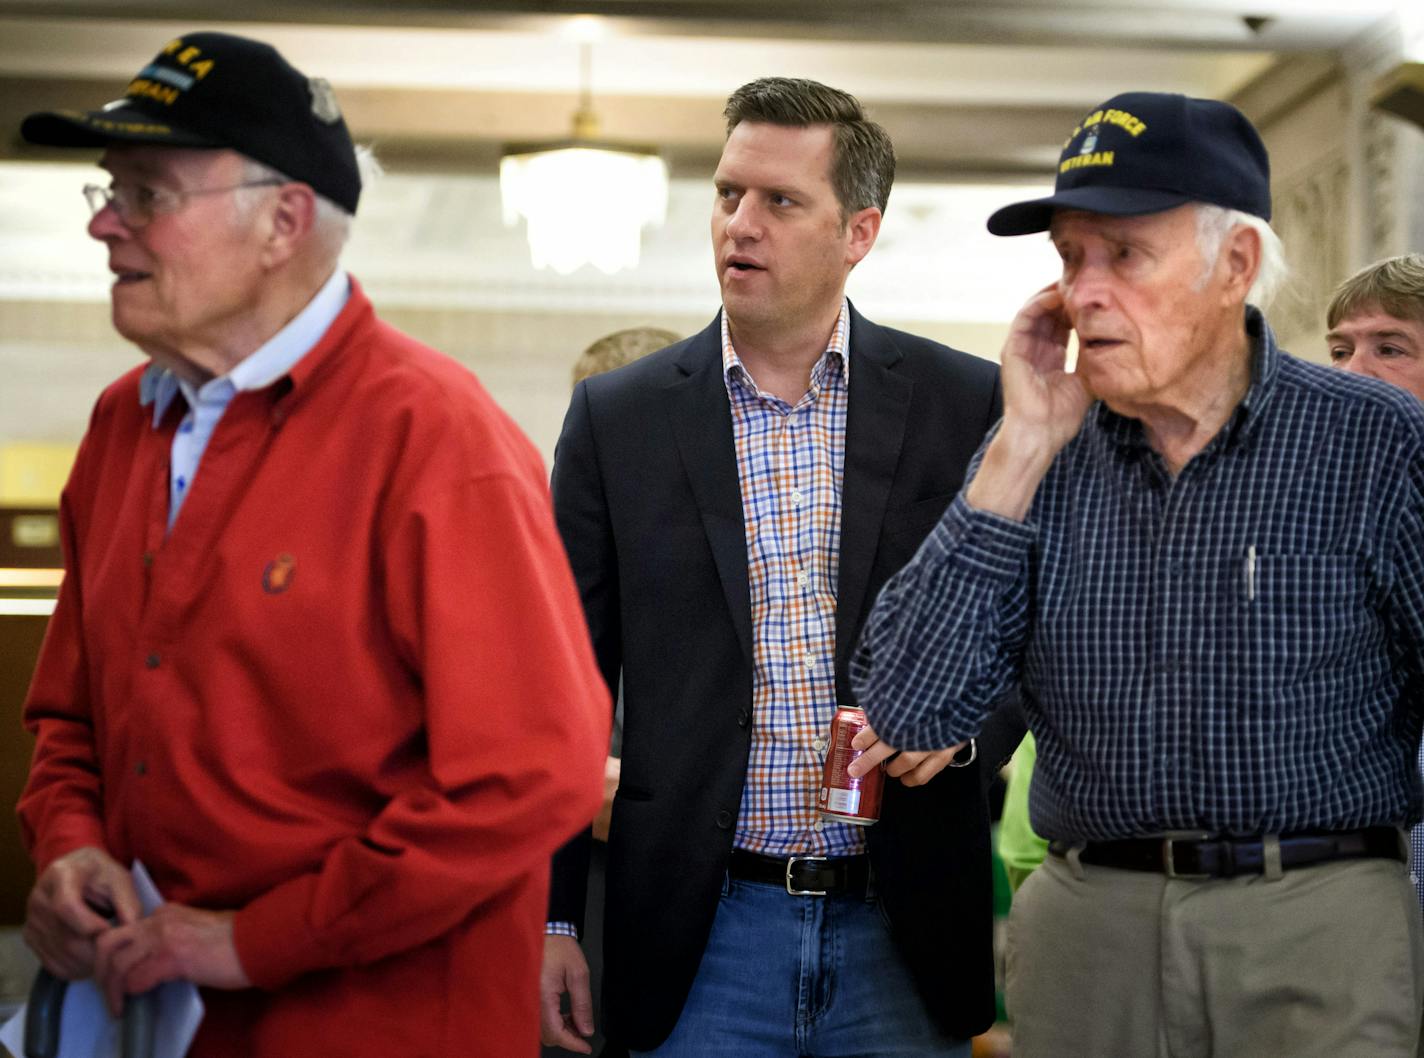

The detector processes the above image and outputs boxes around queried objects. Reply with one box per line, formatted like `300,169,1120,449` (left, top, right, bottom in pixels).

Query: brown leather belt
727,849,872,896
1049,827,1405,879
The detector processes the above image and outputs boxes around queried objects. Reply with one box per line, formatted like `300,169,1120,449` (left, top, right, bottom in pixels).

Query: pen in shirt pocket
1245,544,1256,602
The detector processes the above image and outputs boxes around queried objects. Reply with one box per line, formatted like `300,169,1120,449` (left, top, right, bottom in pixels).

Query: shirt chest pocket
1231,551,1378,679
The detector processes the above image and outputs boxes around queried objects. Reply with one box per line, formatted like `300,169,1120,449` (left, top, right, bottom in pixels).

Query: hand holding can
817,706,884,825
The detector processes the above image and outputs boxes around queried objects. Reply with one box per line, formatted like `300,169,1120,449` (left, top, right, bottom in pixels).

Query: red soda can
817,706,883,825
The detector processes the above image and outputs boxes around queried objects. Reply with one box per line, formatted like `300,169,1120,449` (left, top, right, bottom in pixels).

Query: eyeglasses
82,179,285,229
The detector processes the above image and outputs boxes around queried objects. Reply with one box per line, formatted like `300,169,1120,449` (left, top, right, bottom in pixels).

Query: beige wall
1255,79,1352,361
0,296,1007,486
386,308,1006,469
1246,33,1424,362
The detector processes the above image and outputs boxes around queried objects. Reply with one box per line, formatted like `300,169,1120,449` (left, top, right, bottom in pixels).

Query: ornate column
1236,11,1424,359
1342,15,1424,267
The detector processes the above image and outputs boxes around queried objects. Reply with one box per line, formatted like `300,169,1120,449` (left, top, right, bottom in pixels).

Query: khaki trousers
1006,849,1424,1057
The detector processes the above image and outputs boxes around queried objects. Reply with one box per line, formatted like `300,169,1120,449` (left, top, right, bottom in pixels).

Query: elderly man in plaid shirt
854,91,1424,1057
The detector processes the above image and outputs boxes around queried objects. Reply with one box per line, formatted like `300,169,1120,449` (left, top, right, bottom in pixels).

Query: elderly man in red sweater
16,30,608,1057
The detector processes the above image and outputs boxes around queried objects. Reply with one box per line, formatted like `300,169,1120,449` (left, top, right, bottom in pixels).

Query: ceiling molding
0,74,1082,177
0,0,1398,50
1231,52,1342,130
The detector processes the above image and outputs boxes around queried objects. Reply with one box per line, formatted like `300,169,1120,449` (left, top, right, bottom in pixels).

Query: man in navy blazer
540,77,1010,1057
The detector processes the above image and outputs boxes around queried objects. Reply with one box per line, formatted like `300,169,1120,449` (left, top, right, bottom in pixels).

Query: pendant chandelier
500,40,668,276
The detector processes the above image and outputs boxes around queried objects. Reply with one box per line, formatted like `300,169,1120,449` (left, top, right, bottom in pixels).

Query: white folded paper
0,861,205,1058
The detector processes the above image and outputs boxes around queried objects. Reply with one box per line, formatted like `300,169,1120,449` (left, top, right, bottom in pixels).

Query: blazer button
715,810,733,829
145,652,161,669
737,708,750,728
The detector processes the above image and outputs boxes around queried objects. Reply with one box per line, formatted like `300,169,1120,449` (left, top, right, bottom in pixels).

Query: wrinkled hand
966,283,1095,521
93,903,249,1016
1000,282,1093,451
593,756,621,843
845,722,968,787
540,934,595,1053
24,846,141,980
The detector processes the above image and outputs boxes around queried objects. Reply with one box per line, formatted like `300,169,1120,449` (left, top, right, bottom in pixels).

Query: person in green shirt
997,734,1048,892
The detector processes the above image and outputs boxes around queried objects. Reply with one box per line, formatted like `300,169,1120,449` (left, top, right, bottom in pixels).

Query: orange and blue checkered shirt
547,302,863,938
722,301,866,858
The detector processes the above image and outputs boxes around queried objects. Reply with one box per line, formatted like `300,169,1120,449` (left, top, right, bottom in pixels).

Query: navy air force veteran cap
987,91,1270,236
20,31,361,215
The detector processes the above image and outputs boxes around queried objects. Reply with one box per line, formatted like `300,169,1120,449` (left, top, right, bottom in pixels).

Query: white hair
1194,203,1287,309
235,145,382,262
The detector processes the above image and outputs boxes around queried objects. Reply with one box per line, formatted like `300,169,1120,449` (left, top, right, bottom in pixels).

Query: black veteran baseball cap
20,31,361,215
986,91,1270,236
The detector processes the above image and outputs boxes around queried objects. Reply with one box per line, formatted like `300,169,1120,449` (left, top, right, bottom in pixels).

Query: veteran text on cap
21,32,361,215
987,91,1270,237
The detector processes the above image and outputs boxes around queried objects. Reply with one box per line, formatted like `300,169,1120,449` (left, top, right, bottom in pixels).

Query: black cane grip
121,989,158,1058
23,968,68,1058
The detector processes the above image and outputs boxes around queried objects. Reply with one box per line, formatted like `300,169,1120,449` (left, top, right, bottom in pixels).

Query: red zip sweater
19,280,610,1057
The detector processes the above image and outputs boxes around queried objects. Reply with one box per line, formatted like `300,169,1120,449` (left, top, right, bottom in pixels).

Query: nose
87,199,131,243
724,197,763,242
1337,353,1375,379
1059,257,1112,318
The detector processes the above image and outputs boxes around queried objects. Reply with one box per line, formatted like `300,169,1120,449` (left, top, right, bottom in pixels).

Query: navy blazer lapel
667,314,754,664
836,305,912,684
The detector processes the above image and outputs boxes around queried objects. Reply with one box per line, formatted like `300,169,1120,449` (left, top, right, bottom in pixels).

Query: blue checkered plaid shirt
852,309,1424,843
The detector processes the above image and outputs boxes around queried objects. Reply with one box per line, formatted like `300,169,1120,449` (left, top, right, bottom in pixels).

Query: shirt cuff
546,921,579,939
32,819,110,876
232,874,325,990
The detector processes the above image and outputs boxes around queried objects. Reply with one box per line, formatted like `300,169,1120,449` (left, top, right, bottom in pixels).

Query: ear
844,206,882,269
1221,223,1261,304
260,183,318,269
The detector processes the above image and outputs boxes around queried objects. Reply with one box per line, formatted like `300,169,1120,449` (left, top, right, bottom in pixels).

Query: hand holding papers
0,862,204,1058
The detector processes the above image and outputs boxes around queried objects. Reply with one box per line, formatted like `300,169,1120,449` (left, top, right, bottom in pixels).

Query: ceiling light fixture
499,31,668,276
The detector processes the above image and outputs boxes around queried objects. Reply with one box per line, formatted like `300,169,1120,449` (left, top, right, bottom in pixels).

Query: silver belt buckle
786,855,829,896
1162,831,1213,880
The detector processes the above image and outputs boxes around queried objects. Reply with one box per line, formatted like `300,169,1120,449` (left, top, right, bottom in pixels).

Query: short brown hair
723,77,895,219
572,327,681,387
1326,254,1424,329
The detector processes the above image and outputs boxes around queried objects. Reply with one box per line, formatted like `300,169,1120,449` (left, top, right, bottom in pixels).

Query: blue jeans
630,874,970,1058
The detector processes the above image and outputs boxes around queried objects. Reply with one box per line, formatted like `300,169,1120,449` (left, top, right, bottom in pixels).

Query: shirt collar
1096,305,1281,454
720,299,851,396
139,269,351,427
1228,306,1281,432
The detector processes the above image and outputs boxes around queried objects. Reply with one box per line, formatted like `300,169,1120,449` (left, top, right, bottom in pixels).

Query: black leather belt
1049,827,1405,879
727,849,872,896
